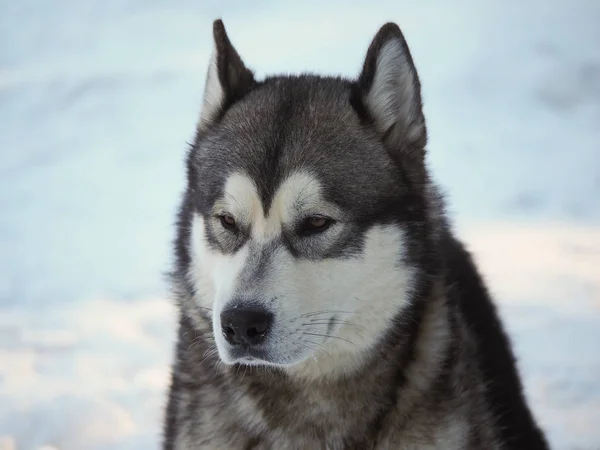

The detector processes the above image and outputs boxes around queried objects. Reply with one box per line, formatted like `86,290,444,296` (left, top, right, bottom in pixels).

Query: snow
0,0,599,449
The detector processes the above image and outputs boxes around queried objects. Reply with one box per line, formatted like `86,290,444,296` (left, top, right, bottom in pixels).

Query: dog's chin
217,345,313,368
226,356,273,367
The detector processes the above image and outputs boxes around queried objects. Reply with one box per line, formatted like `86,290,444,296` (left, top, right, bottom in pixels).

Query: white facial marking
189,171,415,376
284,225,415,380
213,171,336,244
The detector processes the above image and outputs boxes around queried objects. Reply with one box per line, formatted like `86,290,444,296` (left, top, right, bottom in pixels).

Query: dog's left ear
355,23,427,157
198,19,256,132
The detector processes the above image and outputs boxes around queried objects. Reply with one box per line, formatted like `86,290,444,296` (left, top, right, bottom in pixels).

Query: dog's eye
299,216,335,236
219,214,237,231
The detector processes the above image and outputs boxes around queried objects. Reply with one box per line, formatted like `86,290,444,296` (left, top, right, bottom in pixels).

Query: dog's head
174,20,437,378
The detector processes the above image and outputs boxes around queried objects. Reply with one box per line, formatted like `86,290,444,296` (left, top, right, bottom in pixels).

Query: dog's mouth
217,334,312,367
228,345,270,364
213,307,342,367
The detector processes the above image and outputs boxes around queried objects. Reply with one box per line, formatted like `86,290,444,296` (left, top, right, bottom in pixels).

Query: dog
162,19,550,450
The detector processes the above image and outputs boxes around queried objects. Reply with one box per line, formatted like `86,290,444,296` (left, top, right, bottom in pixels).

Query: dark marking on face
191,76,410,222
177,75,438,318
232,239,281,295
326,316,336,337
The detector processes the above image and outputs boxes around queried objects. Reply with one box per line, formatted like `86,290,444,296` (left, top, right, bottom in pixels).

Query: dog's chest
176,378,485,450
237,382,377,448
237,388,476,450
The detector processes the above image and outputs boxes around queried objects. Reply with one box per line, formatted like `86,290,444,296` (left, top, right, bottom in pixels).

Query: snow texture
0,0,599,449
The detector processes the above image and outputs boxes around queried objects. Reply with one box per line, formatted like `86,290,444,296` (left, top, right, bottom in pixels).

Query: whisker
302,332,356,346
224,192,242,208
198,346,219,367
189,334,207,350
295,179,319,206
304,320,355,327
201,345,217,358
303,322,364,333
300,339,332,358
300,310,354,318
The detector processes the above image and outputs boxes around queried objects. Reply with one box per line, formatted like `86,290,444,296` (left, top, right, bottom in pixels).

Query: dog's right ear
198,19,256,132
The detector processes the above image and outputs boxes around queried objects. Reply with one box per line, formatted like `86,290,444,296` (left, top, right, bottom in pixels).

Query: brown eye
307,217,327,229
299,216,334,236
219,214,237,230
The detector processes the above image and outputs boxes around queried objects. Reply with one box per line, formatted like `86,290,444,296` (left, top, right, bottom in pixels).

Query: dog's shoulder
441,233,549,449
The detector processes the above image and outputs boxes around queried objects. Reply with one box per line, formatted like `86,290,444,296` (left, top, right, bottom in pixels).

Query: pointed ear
355,23,427,156
198,19,256,131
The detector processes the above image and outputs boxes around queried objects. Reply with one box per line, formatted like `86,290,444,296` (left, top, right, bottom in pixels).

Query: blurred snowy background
0,1,599,449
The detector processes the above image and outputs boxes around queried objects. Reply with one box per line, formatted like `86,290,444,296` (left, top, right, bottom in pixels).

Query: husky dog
163,19,549,450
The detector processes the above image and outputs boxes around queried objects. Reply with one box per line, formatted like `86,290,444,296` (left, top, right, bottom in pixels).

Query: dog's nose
220,307,273,346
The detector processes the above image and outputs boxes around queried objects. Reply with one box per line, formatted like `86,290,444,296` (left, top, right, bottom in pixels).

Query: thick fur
163,20,549,449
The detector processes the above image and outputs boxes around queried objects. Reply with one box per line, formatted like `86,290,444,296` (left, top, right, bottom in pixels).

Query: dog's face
177,21,430,376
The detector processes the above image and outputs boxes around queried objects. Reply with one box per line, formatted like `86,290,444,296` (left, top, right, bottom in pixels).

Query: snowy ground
0,1,599,449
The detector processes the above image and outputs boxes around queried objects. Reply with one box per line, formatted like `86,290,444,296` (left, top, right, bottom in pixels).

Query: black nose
220,307,273,346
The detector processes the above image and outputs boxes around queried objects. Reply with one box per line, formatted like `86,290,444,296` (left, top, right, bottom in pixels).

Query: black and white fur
163,20,550,449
